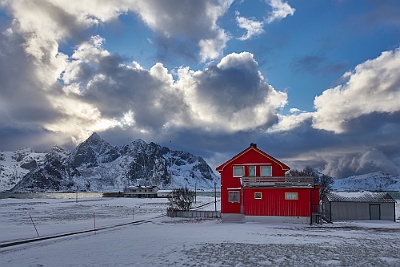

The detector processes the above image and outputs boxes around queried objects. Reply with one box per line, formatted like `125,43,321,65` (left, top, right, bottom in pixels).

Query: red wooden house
216,144,322,224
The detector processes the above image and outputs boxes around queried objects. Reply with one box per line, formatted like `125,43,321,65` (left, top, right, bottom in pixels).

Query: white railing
241,176,314,187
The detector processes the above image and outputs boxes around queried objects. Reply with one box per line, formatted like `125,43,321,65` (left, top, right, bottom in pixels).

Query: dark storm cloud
0,127,74,152
133,0,222,38
340,112,400,136
33,0,88,42
195,63,264,113
0,29,64,128
131,0,230,61
63,41,189,131
81,64,184,129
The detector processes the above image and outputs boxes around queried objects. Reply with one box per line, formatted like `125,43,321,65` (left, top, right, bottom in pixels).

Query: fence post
29,214,39,237
94,213,96,235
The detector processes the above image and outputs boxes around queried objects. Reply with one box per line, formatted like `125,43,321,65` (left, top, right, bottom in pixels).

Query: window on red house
260,166,272,176
254,192,262,199
285,192,298,200
233,166,244,177
228,191,240,203
249,166,256,176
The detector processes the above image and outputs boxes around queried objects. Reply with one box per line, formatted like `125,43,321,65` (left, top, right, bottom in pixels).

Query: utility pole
170,156,173,189
214,182,217,212
194,182,197,204
169,141,173,190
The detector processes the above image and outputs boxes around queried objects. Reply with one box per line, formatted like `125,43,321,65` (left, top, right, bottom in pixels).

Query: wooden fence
167,209,221,219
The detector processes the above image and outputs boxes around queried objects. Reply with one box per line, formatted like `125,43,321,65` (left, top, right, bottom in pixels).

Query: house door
369,204,380,220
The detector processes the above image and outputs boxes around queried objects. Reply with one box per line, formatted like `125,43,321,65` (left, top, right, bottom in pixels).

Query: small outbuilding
123,185,159,198
323,191,396,222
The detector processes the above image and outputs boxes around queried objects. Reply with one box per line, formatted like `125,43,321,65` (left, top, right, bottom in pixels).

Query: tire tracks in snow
0,219,151,249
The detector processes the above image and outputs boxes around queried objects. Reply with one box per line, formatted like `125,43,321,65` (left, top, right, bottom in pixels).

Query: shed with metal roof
322,192,396,222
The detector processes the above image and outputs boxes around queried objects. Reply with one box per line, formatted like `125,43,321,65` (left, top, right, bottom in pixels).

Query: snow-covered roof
325,192,396,203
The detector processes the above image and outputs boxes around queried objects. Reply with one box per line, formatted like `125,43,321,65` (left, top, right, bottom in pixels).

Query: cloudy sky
0,0,400,178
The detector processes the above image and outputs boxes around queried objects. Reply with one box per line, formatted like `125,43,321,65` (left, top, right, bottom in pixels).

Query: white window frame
249,166,256,177
285,192,298,200
228,191,240,203
260,166,272,177
254,192,262,200
233,166,244,177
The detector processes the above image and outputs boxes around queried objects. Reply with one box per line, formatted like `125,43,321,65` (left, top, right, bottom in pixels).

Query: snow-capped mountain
0,148,46,191
68,132,120,168
9,133,219,192
332,171,400,191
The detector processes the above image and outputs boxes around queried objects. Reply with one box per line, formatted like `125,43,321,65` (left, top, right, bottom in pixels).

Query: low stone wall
167,209,221,219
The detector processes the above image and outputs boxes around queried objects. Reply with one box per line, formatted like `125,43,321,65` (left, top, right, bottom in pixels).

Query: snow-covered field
1,196,400,266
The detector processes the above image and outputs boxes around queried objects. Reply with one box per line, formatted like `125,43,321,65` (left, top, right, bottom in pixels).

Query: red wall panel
243,188,312,217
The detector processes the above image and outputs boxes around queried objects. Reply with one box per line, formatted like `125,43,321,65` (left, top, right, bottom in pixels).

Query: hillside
332,171,400,191
0,148,46,191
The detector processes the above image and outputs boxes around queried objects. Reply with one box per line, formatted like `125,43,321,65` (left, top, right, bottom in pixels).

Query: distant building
123,185,159,198
216,144,322,224
323,192,396,221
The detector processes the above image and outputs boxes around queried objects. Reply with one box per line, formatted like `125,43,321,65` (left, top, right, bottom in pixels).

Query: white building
123,185,159,198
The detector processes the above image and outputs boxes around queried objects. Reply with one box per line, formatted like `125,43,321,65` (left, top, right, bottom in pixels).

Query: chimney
250,143,257,148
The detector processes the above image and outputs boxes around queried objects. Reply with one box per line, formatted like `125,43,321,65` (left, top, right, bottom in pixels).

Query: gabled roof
216,145,290,172
325,192,396,203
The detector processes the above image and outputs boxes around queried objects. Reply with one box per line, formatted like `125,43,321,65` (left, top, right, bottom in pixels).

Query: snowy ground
1,196,400,267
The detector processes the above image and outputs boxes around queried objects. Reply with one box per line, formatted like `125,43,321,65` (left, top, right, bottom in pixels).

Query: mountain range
1,133,219,192
1,135,400,192
332,171,400,191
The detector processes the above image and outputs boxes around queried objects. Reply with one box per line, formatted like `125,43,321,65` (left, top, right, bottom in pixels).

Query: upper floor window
254,192,262,199
233,166,244,177
260,166,272,176
249,166,256,176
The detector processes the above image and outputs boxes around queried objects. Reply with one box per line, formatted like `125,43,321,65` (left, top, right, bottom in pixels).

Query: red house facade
216,144,321,224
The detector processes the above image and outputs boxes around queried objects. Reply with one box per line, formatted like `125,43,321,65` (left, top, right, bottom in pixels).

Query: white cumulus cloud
236,16,265,41
265,0,295,23
313,48,400,133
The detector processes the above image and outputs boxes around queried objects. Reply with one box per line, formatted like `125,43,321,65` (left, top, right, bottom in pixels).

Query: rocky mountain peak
69,133,119,168
87,132,102,142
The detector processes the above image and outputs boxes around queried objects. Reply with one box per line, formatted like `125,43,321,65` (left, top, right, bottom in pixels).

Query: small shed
323,192,396,222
